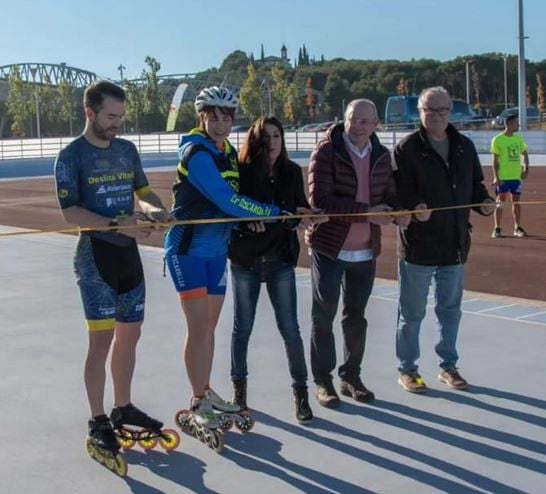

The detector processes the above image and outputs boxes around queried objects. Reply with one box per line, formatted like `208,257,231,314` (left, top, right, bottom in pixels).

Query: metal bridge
0,63,98,87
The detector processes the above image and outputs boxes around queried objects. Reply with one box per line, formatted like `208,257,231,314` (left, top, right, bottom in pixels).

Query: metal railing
2,129,546,160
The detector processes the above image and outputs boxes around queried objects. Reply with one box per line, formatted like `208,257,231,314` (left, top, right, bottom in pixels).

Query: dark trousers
310,250,375,384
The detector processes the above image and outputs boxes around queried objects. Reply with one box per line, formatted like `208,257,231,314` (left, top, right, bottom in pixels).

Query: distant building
258,44,291,69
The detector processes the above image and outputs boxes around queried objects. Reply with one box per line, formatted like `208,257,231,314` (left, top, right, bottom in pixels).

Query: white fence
2,130,546,160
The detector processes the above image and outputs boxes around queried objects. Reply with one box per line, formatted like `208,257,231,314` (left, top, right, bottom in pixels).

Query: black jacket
394,124,492,265
228,158,309,268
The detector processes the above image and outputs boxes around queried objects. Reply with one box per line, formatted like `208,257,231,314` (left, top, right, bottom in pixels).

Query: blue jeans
396,259,464,374
310,250,376,384
230,257,308,386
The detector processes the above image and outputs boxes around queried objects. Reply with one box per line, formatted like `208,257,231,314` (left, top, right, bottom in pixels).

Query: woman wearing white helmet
165,86,281,437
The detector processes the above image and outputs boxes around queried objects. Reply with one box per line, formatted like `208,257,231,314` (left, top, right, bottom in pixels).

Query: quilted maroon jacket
307,123,399,259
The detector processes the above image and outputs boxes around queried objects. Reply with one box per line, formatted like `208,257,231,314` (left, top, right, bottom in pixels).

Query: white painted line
475,303,518,313
461,298,481,304
516,311,546,320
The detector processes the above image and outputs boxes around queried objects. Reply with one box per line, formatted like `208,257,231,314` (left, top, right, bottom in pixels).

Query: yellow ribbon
0,200,545,238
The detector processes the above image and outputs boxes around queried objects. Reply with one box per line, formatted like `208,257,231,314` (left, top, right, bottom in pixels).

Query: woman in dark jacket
228,116,326,424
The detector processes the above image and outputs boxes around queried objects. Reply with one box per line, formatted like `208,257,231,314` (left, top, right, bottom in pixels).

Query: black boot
293,385,313,424
232,379,248,411
110,403,164,431
88,415,119,453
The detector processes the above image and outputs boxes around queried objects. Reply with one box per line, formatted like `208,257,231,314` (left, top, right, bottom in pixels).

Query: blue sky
1,0,545,80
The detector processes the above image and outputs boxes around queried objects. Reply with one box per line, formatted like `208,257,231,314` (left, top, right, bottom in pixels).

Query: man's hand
296,207,328,230
368,204,394,225
246,221,266,233
145,207,174,223
413,203,431,222
521,167,529,180
117,214,152,239
479,197,497,216
393,210,412,228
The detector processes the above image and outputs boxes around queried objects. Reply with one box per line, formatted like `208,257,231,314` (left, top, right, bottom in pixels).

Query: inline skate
110,403,180,452
85,416,128,477
175,396,224,452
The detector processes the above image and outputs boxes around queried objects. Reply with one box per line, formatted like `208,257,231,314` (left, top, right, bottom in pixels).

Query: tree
176,101,198,132
305,77,317,121
124,80,145,133
36,75,58,136
396,77,409,96
536,73,546,113
323,73,351,119
271,64,290,119
284,81,305,124
6,66,31,137
239,64,262,122
141,56,167,131
58,80,75,135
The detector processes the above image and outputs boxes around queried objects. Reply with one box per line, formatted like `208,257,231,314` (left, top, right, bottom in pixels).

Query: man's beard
92,120,118,141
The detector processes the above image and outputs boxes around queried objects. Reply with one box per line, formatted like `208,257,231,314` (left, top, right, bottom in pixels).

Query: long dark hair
238,116,289,198
239,116,289,167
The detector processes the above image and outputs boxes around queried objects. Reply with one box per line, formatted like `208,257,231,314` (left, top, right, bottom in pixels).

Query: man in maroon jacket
307,99,408,407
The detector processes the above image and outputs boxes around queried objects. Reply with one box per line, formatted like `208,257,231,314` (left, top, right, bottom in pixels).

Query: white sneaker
191,397,219,429
205,388,241,413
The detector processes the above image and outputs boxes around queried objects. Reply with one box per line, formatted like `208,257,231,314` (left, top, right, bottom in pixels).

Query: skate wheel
175,409,189,425
235,411,255,433
159,429,180,451
117,429,136,450
105,455,116,470
114,454,128,477
208,430,224,453
139,431,158,450
85,438,96,459
219,416,233,432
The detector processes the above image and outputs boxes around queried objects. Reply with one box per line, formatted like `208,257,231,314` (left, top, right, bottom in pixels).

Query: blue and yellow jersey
166,129,280,257
54,136,151,243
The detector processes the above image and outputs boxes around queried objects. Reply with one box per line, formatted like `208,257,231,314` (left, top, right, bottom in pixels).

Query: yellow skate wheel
235,411,255,433
85,438,96,459
139,431,158,450
114,454,128,477
117,429,136,450
105,454,116,471
159,429,180,451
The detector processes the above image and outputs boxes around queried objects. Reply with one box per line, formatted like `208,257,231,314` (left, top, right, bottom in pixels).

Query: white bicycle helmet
194,86,238,112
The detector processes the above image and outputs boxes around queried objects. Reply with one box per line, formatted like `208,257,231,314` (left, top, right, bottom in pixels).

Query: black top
228,158,309,268
394,124,491,265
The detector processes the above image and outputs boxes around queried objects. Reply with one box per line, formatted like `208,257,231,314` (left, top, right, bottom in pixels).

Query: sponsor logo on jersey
58,189,69,199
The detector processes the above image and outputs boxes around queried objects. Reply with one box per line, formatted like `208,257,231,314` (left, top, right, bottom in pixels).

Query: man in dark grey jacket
394,86,495,393
308,99,409,407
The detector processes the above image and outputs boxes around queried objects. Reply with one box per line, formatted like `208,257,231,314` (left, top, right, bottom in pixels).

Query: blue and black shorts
74,235,145,331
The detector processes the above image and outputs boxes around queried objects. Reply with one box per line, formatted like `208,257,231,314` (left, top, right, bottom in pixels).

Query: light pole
465,60,471,104
118,64,127,132
117,64,126,83
517,0,527,130
504,56,508,109
29,67,41,139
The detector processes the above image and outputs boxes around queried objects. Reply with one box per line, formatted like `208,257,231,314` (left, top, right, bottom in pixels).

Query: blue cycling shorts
165,253,227,299
496,180,522,196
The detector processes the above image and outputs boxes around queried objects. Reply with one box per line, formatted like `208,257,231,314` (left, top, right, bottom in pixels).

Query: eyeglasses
349,118,376,125
420,107,450,116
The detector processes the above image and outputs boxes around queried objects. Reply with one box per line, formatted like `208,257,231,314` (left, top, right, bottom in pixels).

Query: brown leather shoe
438,369,468,390
315,381,341,408
398,372,427,393
340,377,375,403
